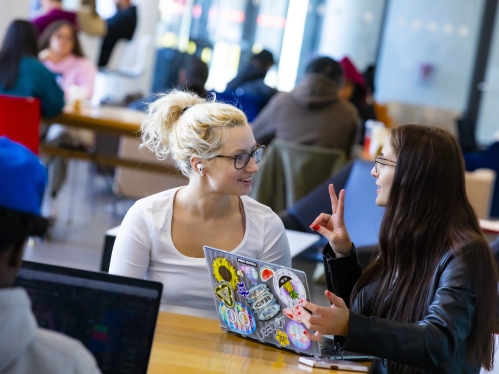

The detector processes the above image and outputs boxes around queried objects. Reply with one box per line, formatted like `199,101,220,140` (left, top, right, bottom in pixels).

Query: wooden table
41,104,176,174
148,311,370,374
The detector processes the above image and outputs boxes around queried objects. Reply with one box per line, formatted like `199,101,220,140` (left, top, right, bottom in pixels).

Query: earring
197,163,204,176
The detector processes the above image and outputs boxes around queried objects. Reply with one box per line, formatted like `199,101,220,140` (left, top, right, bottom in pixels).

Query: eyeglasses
214,145,265,170
374,156,397,173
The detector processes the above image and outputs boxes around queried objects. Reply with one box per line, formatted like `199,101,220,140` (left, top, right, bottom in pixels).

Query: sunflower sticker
212,257,239,289
275,329,290,347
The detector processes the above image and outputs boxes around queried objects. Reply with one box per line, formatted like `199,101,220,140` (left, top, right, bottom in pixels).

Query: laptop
203,246,374,360
15,261,163,374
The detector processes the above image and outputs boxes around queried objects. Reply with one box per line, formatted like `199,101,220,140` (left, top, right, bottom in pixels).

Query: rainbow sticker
286,320,310,350
219,302,256,335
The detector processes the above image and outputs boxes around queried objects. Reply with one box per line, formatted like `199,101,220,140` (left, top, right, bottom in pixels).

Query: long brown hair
352,125,498,372
38,21,84,58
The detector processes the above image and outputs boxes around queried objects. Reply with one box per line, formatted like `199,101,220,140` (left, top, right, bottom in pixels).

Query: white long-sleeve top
109,187,291,319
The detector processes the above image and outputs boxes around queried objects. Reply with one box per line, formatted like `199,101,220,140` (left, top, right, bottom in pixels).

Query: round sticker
260,266,275,281
286,320,310,350
238,265,259,284
219,302,256,335
272,269,307,307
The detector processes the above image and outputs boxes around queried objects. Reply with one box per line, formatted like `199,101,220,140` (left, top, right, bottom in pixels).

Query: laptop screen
15,261,163,374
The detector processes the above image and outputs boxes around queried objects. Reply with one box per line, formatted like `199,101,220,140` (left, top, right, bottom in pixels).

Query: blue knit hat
0,137,47,215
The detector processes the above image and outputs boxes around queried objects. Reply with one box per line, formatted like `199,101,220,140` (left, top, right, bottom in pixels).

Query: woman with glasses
110,90,291,319
300,125,497,373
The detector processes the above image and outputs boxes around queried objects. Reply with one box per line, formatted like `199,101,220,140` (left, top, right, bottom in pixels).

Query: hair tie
181,105,192,115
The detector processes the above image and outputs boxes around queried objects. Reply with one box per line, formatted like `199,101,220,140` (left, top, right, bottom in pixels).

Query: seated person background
110,90,291,319
226,49,276,104
251,56,359,157
98,0,137,68
0,137,100,373
339,57,377,144
38,20,97,204
128,56,209,112
0,20,64,118
31,0,77,36
301,125,498,373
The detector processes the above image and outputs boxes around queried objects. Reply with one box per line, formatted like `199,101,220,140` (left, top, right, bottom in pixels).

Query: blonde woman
109,91,291,319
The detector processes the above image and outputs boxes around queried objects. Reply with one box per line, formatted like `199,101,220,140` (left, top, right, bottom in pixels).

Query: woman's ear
189,157,204,177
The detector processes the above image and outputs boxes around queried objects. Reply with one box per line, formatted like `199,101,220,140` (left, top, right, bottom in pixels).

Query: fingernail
326,290,330,296
314,225,321,231
303,330,307,335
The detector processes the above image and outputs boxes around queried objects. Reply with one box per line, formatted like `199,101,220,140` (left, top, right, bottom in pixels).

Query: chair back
465,168,496,219
0,95,41,154
250,139,346,212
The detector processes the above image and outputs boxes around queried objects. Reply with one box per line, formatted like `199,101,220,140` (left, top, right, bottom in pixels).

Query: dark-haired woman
0,20,64,118
38,20,96,102
301,124,498,373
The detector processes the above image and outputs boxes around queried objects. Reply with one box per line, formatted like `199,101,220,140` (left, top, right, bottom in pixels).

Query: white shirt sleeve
109,202,152,279
260,211,291,267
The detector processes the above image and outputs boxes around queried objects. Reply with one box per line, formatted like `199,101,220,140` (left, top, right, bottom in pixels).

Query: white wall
375,0,485,111
0,0,31,43
318,0,386,71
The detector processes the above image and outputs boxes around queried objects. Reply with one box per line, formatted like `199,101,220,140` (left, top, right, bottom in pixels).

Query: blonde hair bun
140,90,247,177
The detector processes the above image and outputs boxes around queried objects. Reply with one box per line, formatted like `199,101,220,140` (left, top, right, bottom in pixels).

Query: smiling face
371,139,397,207
205,124,259,196
49,24,74,58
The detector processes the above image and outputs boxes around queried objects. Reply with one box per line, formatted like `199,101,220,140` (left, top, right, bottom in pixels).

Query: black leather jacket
323,244,480,374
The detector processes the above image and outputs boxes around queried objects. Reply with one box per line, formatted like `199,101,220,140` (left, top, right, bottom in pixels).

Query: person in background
110,90,291,319
31,0,77,36
38,20,97,210
76,0,107,37
226,49,276,103
39,20,97,101
251,56,358,157
128,56,209,112
302,125,498,373
98,0,137,67
339,57,377,144
0,20,64,118
0,137,100,374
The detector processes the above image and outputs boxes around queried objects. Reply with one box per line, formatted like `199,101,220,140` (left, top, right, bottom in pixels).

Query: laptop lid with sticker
203,246,321,357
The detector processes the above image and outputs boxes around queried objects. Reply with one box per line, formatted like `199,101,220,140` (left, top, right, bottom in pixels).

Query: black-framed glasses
214,145,265,170
374,156,397,173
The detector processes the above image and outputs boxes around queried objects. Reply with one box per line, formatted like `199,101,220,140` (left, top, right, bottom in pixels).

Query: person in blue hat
0,137,100,373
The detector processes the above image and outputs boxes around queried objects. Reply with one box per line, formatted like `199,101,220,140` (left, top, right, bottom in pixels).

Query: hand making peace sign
309,184,353,256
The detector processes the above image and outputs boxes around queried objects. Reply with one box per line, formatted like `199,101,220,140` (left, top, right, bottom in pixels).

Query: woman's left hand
300,290,350,340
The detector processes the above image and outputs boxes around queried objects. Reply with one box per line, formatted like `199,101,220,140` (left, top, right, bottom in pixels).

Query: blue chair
463,142,499,218
280,160,385,268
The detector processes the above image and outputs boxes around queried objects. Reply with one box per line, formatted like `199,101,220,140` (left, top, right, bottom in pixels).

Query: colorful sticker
275,329,290,347
246,283,268,303
237,265,259,284
247,283,280,321
219,302,256,335
260,266,275,281
282,306,303,322
212,257,239,289
213,281,235,308
236,282,250,298
256,304,281,321
273,269,307,307
286,320,310,350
